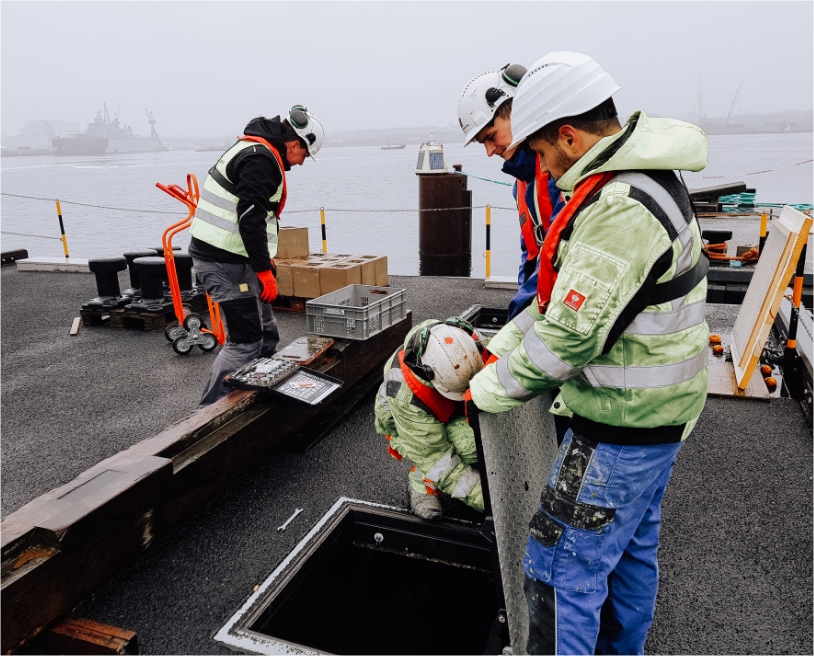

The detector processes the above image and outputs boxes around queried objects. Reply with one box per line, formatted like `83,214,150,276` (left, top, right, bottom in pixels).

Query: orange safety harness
536,172,614,312
238,135,288,215
516,155,554,261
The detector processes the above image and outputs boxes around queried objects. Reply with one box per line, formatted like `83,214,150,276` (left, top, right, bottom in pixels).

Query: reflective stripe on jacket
471,112,710,440
190,138,285,258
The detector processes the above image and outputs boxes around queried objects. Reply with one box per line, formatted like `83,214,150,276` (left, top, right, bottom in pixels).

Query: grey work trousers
192,259,280,407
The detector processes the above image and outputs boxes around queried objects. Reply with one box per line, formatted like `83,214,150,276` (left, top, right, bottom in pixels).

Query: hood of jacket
243,116,292,171
557,111,708,193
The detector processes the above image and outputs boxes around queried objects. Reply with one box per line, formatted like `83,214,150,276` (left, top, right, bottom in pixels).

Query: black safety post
784,244,807,399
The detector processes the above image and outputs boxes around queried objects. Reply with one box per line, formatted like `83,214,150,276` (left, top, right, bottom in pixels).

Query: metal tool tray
224,357,343,405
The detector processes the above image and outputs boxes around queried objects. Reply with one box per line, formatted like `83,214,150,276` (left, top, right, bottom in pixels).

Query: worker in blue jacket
457,64,568,443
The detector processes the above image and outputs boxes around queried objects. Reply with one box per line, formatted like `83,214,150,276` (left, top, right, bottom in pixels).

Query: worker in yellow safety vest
190,106,325,406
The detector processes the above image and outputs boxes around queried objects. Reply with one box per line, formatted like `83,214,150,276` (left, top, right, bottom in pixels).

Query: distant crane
725,80,743,123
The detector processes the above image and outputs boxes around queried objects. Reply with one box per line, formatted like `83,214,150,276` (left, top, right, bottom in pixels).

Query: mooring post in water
415,136,471,276
55,199,69,258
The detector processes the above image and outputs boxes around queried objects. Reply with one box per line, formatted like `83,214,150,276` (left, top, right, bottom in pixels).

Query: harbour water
1,132,811,277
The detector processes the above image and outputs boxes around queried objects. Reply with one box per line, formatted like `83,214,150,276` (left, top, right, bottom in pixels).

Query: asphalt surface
3,265,812,654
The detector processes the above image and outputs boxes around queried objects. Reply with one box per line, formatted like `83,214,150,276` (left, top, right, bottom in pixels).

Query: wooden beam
40,617,137,655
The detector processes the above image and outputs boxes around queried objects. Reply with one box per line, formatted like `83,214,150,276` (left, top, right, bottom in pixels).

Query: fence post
55,199,70,258
485,205,491,278
320,207,327,253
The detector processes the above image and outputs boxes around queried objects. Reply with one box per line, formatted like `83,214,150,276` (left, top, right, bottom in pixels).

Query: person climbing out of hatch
457,63,569,444
189,106,324,407
466,51,710,654
374,319,488,520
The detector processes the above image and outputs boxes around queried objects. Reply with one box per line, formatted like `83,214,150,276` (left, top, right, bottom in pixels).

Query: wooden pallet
79,308,112,327
109,307,174,332
271,295,308,313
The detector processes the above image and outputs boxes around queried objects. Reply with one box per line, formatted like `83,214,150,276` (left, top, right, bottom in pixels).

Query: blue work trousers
523,429,683,655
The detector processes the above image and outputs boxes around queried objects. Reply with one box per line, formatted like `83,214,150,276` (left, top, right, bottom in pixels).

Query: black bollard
149,245,181,258
173,252,194,291
417,172,472,276
88,257,127,299
131,256,168,304
123,250,158,294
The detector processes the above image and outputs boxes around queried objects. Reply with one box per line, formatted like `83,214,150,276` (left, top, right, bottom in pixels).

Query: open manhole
216,498,501,654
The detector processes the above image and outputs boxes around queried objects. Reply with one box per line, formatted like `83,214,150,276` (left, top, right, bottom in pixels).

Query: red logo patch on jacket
563,289,586,312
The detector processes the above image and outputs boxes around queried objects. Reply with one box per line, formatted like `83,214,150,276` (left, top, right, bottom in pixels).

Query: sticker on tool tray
272,370,341,405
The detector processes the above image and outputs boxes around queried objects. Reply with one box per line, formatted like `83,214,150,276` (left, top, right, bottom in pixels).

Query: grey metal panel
479,395,559,654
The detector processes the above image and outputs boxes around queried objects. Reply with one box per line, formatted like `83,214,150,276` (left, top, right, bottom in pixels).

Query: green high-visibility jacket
472,112,709,442
374,321,484,511
190,140,282,258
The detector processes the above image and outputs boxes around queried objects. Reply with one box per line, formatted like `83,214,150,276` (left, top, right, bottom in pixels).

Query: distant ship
381,142,406,150
53,103,167,155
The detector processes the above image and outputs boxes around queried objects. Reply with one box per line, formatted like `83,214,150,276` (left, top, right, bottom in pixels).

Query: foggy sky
2,1,812,138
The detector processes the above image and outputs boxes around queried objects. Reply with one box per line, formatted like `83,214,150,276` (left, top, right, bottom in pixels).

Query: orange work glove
257,269,278,303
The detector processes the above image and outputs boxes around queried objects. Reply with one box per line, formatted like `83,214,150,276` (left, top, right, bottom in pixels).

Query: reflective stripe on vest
583,349,708,389
424,449,461,484
451,467,480,500
190,138,285,258
624,296,706,335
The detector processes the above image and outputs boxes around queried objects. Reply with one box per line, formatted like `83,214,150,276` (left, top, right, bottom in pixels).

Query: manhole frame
214,496,494,654
215,497,400,654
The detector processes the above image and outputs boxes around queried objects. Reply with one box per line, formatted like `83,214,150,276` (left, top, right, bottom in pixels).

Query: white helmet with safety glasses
288,105,325,158
508,51,621,151
409,318,485,401
457,63,527,147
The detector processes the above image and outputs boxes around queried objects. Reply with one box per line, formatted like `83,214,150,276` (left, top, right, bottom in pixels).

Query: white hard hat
457,63,527,147
288,105,325,158
416,320,484,401
508,51,621,150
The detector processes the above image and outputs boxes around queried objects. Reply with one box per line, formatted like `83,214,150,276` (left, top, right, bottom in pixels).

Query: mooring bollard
415,137,471,276
122,250,158,295
84,257,128,310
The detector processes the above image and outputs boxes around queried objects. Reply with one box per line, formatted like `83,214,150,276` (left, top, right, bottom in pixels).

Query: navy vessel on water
53,103,167,155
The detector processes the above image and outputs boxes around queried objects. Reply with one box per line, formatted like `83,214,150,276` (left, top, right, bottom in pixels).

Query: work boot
409,485,443,521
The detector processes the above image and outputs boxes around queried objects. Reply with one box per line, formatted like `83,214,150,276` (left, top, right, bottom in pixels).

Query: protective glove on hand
257,269,278,303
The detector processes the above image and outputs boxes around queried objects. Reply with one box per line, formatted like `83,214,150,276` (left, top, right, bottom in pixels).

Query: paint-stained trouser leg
524,430,682,655
192,259,264,407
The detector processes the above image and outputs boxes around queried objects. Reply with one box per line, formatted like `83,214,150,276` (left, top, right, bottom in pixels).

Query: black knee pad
219,297,262,344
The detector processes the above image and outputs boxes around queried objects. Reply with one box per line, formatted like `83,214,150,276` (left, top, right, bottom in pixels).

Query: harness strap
516,180,540,261
398,350,457,423
238,135,288,215
536,172,614,312
650,249,710,305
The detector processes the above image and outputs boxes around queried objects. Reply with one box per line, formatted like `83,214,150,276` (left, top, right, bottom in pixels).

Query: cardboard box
319,261,362,295
277,227,309,260
344,257,377,286
274,259,295,297
372,255,388,286
292,261,323,298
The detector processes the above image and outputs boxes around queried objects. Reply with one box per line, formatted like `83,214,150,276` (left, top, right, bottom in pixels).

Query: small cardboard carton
343,256,377,286
319,261,362,295
371,255,389,286
277,227,309,260
274,259,295,297
292,261,323,298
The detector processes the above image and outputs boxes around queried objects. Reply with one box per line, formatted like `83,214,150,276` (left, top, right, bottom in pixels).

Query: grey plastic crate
306,285,407,340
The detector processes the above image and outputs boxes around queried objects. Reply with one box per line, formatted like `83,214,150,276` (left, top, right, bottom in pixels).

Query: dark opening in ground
242,503,499,655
